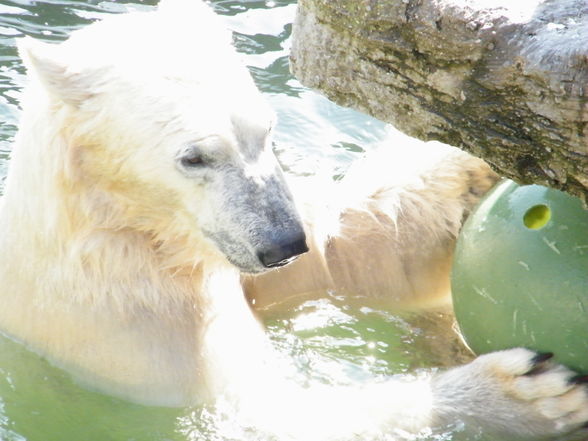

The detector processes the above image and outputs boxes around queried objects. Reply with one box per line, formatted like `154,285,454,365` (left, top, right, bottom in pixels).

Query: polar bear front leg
431,348,588,438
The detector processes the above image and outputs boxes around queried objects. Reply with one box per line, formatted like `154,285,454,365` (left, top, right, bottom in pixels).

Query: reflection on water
0,1,471,441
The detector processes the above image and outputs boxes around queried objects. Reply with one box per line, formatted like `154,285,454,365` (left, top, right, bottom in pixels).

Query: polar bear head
16,1,307,273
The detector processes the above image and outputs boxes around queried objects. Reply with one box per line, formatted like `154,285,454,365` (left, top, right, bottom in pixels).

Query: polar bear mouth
261,254,299,269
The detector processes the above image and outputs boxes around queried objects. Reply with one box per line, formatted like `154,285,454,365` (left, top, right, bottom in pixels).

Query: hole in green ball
523,204,551,230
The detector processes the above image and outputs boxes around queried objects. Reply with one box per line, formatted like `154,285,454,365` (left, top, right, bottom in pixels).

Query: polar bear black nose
257,234,309,268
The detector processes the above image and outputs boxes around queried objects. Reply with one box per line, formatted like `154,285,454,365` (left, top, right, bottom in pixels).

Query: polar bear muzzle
199,165,309,274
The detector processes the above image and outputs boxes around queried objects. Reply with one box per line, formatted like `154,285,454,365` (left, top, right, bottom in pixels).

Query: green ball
452,180,588,372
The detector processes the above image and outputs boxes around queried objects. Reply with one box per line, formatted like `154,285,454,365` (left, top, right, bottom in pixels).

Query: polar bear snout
198,165,308,274
256,231,308,269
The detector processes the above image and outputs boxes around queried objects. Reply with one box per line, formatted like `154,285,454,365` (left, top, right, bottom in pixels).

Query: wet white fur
0,1,585,439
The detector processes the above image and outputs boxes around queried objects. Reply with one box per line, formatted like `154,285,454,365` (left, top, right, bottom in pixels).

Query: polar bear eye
178,146,209,169
181,154,205,167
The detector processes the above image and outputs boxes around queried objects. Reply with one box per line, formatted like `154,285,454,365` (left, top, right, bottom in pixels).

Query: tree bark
290,0,588,202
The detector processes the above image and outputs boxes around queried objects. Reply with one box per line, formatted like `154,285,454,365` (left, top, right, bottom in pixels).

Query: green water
0,1,476,440
0,300,467,441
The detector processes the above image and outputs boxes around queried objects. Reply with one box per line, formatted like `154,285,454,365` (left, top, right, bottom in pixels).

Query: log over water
290,0,588,201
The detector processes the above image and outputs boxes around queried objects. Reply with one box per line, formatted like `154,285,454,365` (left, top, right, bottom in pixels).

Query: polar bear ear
17,36,95,107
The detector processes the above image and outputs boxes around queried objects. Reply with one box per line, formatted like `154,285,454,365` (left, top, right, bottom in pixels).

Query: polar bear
0,0,586,439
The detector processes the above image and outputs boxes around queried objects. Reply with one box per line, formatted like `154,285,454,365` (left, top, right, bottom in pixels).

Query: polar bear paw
476,348,588,433
434,348,588,438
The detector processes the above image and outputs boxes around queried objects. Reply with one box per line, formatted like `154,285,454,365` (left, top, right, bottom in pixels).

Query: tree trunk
290,0,588,202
